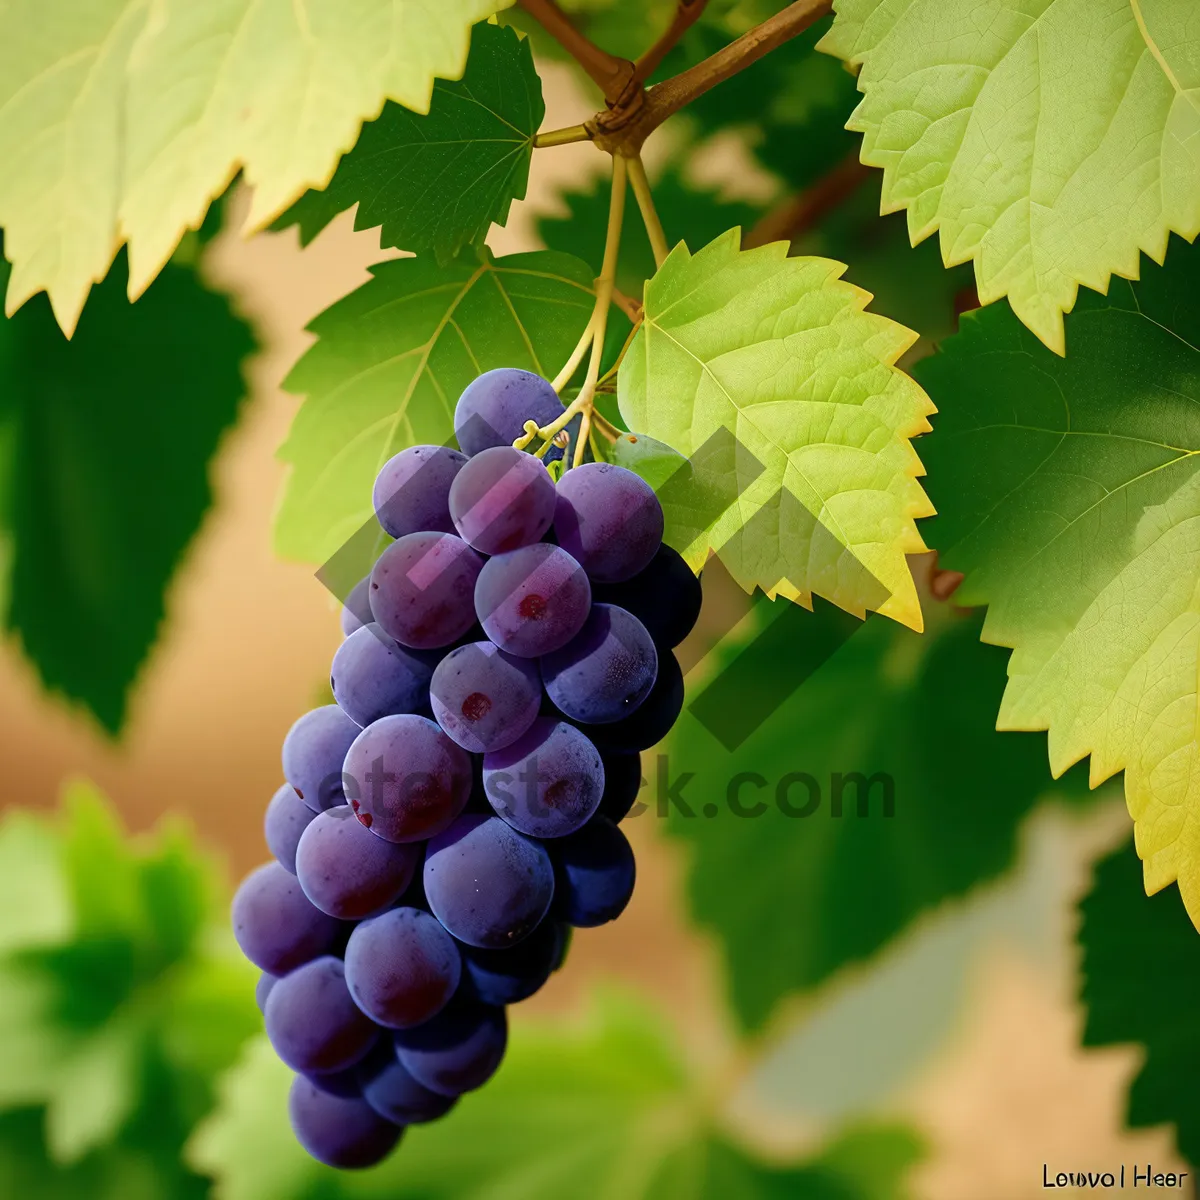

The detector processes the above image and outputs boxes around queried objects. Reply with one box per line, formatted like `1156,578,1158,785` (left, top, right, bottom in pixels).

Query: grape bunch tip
233,366,703,1169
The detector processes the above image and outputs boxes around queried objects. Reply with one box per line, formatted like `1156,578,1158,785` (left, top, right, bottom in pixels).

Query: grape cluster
234,368,702,1169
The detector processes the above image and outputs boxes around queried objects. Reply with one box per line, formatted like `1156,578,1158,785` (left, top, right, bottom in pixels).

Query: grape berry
233,366,701,1168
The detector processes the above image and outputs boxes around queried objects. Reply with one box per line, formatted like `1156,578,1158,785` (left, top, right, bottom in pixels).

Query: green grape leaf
1079,838,1200,1165
819,0,1200,355
0,249,254,735
665,592,1089,1029
273,23,542,263
276,248,614,565
537,163,761,298
191,993,923,1200
0,0,504,334
0,783,259,1173
617,232,934,631
916,237,1200,926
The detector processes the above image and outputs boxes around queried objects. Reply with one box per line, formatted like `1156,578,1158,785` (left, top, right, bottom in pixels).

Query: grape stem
597,317,643,389
516,0,635,103
516,155,628,465
631,0,710,87
533,124,592,148
626,154,669,269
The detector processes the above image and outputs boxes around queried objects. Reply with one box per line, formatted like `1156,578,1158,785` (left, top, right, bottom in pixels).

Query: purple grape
370,532,484,650
256,972,278,1012
454,368,565,458
593,544,702,648
393,994,508,1096
540,604,658,724
358,1042,457,1124
232,862,344,974
373,444,468,539
424,814,554,948
430,641,540,753
475,543,591,658
449,446,556,555
552,817,636,927
460,918,563,1005
596,752,643,822
341,576,373,637
295,808,420,919
304,1065,363,1098
282,705,360,812
344,907,461,1028
586,650,684,752
342,714,473,843
554,463,663,582
331,623,436,727
552,924,572,970
288,1077,402,1168
264,783,316,874
264,956,378,1074
482,718,604,838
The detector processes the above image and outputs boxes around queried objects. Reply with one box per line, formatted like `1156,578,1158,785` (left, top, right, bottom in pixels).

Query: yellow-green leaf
917,237,1200,924
617,232,933,631
0,0,505,334
819,0,1200,355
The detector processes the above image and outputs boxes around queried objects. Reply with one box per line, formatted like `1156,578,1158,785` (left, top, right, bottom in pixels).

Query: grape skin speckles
370,532,483,650
475,543,590,658
343,714,473,843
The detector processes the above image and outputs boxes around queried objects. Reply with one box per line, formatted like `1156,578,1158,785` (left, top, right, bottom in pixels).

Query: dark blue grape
483,718,604,838
358,1042,457,1124
554,462,663,582
552,817,635,927
424,814,554,948
593,544,702,648
475,543,591,658
264,956,378,1074
282,705,360,812
255,972,278,1012
373,444,467,539
331,623,435,728
449,446,556,554
393,994,508,1096
295,808,420,919
232,862,344,973
460,917,562,1005
304,1066,362,1098
344,907,461,1029
288,1077,402,1168
264,783,316,874
370,532,483,650
551,923,572,971
596,751,643,822
540,604,657,724
342,714,473,843
430,640,540,753
585,649,684,752
341,576,373,638
454,368,565,458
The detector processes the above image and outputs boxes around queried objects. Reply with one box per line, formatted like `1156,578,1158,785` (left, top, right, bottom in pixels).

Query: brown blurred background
0,61,1184,1200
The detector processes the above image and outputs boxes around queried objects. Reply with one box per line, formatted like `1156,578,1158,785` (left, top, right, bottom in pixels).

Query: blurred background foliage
0,1,1194,1196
